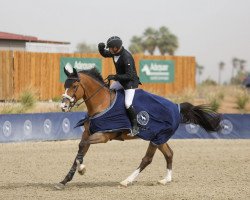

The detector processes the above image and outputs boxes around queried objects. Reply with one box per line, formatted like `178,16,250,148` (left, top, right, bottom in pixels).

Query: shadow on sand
0,181,161,190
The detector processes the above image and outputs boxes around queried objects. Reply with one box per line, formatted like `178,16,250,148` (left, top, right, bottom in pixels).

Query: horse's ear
64,63,78,78
73,67,78,77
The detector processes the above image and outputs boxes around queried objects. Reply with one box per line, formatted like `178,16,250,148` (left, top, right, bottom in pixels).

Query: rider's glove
98,42,105,50
107,75,117,81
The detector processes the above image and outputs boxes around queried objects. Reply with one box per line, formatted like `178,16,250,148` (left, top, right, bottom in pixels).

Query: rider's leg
110,81,139,135
125,89,139,136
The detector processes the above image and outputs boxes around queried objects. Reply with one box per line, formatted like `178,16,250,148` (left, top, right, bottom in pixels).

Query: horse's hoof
76,160,86,175
78,166,86,175
157,179,171,185
119,180,132,187
54,183,65,190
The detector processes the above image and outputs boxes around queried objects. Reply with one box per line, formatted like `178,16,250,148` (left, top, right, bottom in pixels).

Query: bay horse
55,66,221,189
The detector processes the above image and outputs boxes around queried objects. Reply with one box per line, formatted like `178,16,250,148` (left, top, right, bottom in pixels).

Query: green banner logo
139,60,175,83
60,57,102,82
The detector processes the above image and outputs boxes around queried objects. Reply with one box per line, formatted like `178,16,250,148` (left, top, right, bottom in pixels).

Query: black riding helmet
106,36,122,48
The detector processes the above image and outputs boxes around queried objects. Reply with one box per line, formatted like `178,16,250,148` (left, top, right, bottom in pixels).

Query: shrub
201,78,217,86
0,104,24,114
19,87,37,109
217,91,225,100
236,90,249,110
52,96,62,102
208,97,221,112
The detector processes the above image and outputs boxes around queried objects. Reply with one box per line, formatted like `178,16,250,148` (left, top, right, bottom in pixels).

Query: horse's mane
78,68,106,86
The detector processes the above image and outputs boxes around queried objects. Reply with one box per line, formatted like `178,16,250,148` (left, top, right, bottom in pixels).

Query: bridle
62,77,111,110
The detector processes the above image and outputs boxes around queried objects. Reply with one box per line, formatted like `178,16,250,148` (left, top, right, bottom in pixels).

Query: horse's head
60,64,84,112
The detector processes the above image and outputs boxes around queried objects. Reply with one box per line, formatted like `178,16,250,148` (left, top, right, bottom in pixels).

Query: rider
98,36,141,136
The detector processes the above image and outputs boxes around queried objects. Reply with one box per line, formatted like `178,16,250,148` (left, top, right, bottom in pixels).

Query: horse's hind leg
157,142,173,185
120,142,157,187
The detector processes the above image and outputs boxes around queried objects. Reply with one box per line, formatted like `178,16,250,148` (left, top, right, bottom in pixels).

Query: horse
55,66,221,189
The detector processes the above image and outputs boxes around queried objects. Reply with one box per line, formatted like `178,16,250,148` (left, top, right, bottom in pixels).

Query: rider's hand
98,42,105,50
107,75,117,81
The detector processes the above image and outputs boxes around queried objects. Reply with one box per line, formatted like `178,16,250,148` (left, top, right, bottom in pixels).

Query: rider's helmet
106,36,122,49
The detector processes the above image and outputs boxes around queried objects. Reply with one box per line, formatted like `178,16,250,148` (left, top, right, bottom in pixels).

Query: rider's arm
98,43,112,58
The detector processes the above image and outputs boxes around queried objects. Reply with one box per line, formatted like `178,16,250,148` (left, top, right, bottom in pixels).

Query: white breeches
110,81,135,109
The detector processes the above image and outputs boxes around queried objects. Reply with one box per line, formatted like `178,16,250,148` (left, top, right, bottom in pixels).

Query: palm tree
128,36,144,54
142,27,158,55
196,63,204,84
232,58,239,79
166,34,178,55
157,27,170,55
239,59,246,72
158,26,178,55
128,26,179,55
157,26,178,55
218,61,225,85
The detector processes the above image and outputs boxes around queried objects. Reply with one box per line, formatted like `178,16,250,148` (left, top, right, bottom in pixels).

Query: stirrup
128,126,139,136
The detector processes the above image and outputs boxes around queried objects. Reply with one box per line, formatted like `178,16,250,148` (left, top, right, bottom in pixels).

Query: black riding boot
127,105,139,136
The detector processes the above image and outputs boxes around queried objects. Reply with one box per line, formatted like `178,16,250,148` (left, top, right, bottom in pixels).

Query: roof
0,31,70,44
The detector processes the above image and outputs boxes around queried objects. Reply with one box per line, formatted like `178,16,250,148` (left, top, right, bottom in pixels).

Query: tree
157,26,178,55
232,58,239,79
196,63,204,84
75,42,98,53
128,36,144,54
239,59,246,72
129,26,179,55
231,59,248,85
142,27,158,55
218,61,225,85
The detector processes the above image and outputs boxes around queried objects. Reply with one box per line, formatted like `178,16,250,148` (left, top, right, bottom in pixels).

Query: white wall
26,42,70,53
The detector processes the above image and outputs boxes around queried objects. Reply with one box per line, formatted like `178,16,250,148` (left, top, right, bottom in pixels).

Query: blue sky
1,0,249,83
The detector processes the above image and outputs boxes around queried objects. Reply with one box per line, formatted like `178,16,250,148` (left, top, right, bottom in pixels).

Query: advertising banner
0,112,87,143
60,57,102,82
139,60,175,83
0,113,249,143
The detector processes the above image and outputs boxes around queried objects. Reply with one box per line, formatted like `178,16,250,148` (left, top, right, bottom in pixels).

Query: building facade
0,31,70,53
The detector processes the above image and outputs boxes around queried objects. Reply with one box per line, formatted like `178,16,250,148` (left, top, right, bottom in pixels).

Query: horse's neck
81,75,115,116
86,88,115,117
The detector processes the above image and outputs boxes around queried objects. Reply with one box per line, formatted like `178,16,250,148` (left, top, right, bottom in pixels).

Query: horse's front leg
55,130,118,189
55,123,90,189
120,142,157,187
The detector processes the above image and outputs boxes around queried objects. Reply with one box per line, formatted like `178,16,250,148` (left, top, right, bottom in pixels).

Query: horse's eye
73,85,78,89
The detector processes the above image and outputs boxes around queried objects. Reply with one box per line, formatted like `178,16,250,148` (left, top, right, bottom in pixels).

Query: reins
75,78,112,107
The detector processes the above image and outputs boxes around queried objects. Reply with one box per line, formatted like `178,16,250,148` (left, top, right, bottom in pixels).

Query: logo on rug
137,111,150,126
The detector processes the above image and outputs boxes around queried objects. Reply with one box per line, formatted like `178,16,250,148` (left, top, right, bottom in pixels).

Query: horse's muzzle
60,97,72,112
60,102,69,112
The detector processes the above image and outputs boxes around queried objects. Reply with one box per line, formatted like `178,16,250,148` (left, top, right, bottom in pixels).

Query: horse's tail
179,102,222,132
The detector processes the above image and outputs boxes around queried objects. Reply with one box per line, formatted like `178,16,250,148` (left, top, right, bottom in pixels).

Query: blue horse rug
78,89,181,145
